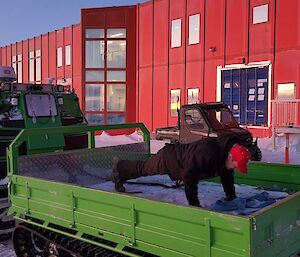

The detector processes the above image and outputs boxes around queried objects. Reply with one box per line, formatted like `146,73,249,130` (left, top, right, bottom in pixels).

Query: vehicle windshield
203,107,239,130
25,93,57,117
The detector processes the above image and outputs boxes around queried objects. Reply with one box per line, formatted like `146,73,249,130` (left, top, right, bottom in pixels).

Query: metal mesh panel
19,142,149,188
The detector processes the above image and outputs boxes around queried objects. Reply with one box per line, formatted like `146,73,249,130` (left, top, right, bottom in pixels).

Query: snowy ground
258,133,300,164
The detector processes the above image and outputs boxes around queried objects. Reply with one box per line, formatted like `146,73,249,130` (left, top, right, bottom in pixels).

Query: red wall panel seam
202,0,206,102
224,0,227,65
167,0,170,126
137,4,140,122
71,25,74,91
152,0,155,131
184,0,187,105
272,0,277,101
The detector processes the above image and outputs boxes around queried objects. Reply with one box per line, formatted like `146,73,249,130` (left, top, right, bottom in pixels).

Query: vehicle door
179,108,209,144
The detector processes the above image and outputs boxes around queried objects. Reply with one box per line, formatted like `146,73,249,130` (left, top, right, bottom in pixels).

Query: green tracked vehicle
0,66,87,240
6,122,300,257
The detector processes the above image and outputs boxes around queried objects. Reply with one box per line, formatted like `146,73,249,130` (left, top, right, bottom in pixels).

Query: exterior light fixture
209,46,216,52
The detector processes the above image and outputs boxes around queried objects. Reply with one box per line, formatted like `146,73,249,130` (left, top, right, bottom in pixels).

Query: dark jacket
162,137,236,206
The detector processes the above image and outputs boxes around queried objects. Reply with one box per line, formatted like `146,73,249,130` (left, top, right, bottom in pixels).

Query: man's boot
112,157,125,192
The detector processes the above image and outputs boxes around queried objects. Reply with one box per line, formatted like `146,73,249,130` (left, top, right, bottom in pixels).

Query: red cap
230,145,251,174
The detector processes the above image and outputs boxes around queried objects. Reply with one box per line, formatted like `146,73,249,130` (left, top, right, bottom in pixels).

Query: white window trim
65,45,71,66
57,47,63,67
188,14,200,45
253,4,269,24
171,19,182,48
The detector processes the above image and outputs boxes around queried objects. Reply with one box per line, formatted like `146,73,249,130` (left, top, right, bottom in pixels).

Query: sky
0,0,147,47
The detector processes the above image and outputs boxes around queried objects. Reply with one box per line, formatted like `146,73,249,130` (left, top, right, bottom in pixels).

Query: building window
28,50,41,83
107,29,126,38
57,47,62,67
253,4,268,24
85,41,105,68
170,89,181,117
107,114,126,124
65,45,71,66
277,83,295,100
107,71,126,82
84,28,127,124
29,51,35,83
188,88,199,104
189,14,200,45
171,19,182,48
107,40,126,68
35,50,41,82
107,84,126,111
85,84,104,111
12,55,17,75
85,29,104,39
17,54,22,83
85,71,104,82
86,113,104,124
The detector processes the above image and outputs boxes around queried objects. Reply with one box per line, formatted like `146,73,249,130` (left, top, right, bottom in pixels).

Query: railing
271,99,300,128
7,123,150,176
271,99,300,163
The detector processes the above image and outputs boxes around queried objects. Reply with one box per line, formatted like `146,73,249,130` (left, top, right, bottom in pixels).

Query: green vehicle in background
0,66,87,240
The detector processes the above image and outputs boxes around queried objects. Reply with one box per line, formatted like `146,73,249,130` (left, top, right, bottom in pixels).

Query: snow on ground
258,133,300,164
90,175,288,215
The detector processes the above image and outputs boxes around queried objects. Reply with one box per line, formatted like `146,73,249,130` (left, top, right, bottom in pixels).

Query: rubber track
18,223,131,257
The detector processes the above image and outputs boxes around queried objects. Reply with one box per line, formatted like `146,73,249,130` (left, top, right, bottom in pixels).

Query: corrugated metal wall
0,0,299,137
0,24,82,105
137,0,300,137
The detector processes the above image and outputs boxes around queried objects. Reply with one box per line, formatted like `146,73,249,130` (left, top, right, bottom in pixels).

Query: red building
1,0,299,137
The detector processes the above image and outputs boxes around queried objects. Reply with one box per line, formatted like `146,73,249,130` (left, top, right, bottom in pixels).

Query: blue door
222,69,243,123
221,66,268,126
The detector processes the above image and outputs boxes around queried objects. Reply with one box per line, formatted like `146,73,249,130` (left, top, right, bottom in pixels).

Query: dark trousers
117,148,167,181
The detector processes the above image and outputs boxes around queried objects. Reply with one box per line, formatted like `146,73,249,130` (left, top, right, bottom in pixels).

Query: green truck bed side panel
9,176,251,257
234,161,300,191
251,192,300,257
7,125,300,257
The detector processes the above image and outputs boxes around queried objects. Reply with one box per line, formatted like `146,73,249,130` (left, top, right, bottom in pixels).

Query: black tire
13,226,46,257
0,232,12,241
13,226,74,257
0,207,15,241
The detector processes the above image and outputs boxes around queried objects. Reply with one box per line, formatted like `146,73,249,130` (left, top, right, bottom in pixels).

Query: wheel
0,206,15,241
13,226,74,257
0,232,12,241
13,226,46,257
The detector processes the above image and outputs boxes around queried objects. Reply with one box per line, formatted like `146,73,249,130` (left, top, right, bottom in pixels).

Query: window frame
170,89,181,117
57,47,63,67
84,27,127,124
253,4,269,24
65,45,71,66
188,14,200,45
171,18,182,48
